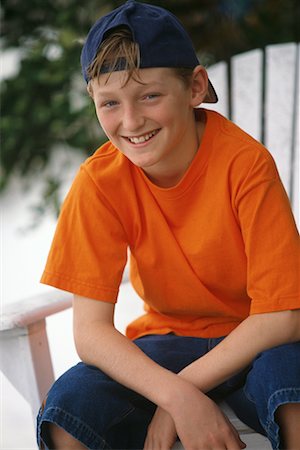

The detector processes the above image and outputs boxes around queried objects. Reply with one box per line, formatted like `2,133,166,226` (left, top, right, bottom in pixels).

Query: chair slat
292,44,299,227
231,49,263,141
264,43,298,196
206,61,229,117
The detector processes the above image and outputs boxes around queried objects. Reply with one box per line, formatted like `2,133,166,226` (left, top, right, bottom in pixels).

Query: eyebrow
95,80,166,98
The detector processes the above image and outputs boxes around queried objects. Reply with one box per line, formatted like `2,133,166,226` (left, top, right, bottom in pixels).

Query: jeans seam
266,387,300,437
38,406,107,449
38,405,137,449
242,383,257,405
106,405,136,430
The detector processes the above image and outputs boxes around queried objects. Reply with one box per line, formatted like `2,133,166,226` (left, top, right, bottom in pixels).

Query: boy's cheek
95,110,106,130
97,118,110,137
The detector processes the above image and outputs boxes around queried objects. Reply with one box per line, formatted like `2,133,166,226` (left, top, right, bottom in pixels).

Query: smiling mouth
125,129,160,144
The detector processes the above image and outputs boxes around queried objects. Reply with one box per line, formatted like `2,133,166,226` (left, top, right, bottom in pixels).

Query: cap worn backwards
81,0,217,103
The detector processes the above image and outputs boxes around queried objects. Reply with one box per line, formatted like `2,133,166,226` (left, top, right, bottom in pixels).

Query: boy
37,1,300,449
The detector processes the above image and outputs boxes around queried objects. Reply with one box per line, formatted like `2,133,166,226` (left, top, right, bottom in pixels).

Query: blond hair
87,26,193,92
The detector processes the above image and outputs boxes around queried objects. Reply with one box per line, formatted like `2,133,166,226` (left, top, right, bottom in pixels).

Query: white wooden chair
1,42,299,449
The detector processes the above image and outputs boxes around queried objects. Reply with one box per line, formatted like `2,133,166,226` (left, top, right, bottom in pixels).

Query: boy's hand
144,407,177,450
144,386,246,450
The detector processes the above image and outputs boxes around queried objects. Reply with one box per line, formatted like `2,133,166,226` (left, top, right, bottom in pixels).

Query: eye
102,100,118,108
142,93,160,101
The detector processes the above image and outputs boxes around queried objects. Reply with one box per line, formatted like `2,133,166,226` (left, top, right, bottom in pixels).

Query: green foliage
1,0,299,209
1,0,112,190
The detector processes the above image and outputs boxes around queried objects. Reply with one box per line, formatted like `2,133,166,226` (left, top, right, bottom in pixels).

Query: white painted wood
0,291,72,420
206,60,229,116
292,44,299,228
264,42,298,196
0,320,54,418
0,290,72,331
231,49,263,141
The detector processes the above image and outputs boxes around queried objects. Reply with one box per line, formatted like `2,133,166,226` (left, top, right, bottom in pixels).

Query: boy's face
90,67,204,186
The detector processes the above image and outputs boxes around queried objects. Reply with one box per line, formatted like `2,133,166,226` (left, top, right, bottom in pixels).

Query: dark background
1,0,299,211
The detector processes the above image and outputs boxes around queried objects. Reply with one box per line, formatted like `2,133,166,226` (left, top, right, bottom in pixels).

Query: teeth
128,130,157,144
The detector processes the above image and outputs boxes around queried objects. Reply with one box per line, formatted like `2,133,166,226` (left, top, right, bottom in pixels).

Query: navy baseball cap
81,0,218,103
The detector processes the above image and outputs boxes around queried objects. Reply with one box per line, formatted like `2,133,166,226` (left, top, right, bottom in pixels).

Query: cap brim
204,79,218,103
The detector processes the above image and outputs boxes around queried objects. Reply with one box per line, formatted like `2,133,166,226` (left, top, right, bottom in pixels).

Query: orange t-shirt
41,109,300,339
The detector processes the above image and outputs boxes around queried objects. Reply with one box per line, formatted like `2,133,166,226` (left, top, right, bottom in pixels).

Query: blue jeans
37,334,300,449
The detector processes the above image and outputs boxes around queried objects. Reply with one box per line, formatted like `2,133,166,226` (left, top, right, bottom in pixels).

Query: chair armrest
0,290,72,331
1,261,131,333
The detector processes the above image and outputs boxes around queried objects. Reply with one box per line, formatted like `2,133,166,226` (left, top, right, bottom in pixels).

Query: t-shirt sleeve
233,149,300,314
41,165,128,302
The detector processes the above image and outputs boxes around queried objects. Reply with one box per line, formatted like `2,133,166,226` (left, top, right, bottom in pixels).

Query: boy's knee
46,423,86,449
257,343,299,379
246,342,300,400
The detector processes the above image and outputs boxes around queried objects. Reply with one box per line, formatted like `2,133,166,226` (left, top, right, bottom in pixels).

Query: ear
87,81,94,99
190,65,209,107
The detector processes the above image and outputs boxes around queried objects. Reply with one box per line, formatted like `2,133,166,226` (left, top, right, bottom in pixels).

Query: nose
122,103,145,132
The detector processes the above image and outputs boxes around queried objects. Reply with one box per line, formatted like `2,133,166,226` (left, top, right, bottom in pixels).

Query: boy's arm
73,295,245,450
73,294,186,407
179,308,300,391
145,308,300,448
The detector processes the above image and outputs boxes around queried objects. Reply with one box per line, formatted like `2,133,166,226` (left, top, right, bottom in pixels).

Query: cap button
125,0,136,11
